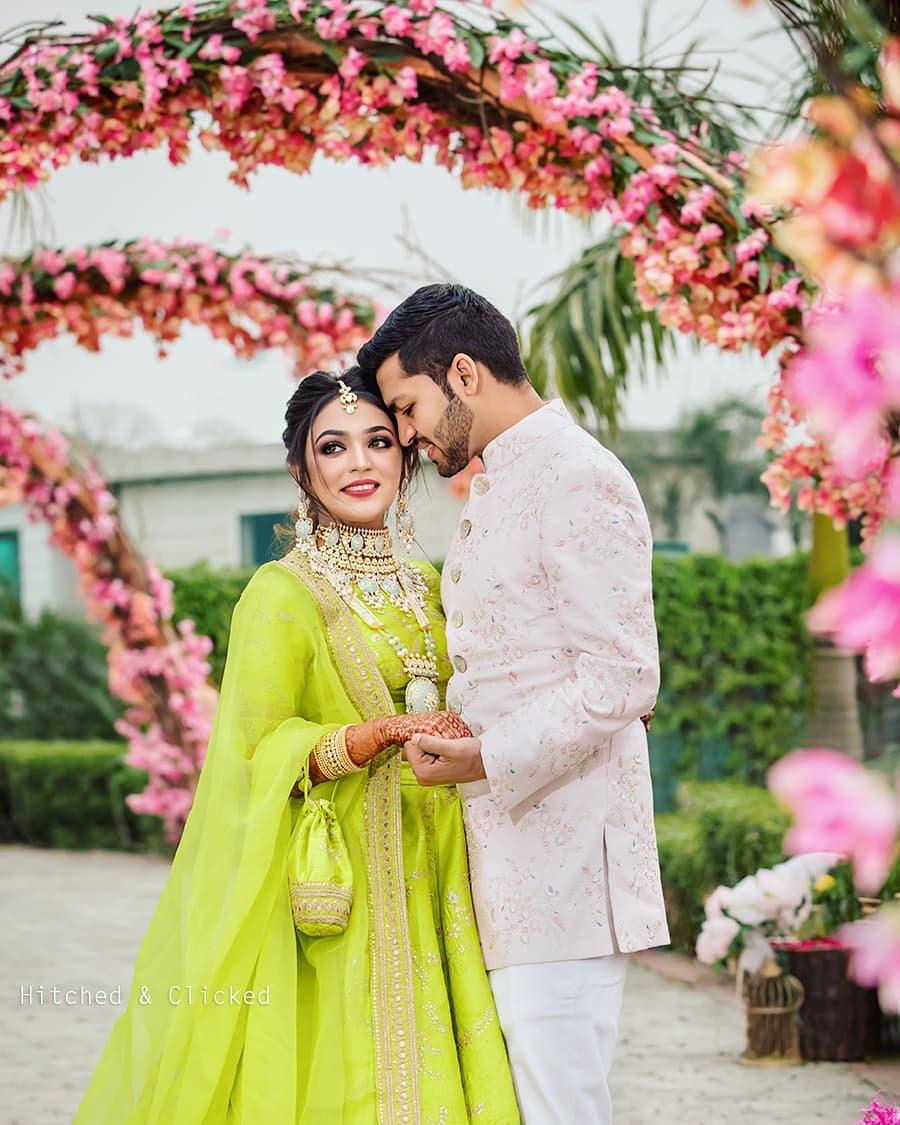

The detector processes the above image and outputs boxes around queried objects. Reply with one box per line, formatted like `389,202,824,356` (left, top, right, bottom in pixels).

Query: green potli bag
287,756,354,937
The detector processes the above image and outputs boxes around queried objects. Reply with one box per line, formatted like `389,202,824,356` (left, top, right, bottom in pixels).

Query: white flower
727,875,771,926
738,930,775,974
696,916,741,965
704,884,733,919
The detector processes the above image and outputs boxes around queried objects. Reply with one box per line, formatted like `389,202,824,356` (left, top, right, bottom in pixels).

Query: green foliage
651,552,812,784
523,235,680,433
655,780,791,951
0,591,122,740
808,861,863,935
771,0,898,117
166,554,814,780
168,563,252,685
655,812,706,949
0,740,167,852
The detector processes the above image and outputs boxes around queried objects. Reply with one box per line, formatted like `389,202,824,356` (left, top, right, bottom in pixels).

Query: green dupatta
75,550,420,1125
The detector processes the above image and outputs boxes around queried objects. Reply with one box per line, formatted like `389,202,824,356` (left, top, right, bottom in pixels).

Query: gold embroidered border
289,883,354,930
277,550,420,1125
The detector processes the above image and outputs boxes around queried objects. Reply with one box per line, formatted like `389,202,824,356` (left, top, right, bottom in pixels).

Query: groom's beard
431,396,474,478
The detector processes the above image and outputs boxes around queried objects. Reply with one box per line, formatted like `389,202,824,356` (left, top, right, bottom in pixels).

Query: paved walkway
0,845,895,1124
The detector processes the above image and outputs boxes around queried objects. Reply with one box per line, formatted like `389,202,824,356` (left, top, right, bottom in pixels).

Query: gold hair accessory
337,379,358,415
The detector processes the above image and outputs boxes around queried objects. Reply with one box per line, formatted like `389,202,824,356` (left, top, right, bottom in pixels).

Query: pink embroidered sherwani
441,399,670,972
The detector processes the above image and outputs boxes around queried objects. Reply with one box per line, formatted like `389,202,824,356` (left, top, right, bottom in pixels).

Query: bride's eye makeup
318,434,394,456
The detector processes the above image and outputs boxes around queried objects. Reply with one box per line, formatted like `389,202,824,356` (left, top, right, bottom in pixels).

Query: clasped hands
396,707,655,786
395,705,655,786
389,712,487,786
310,706,656,787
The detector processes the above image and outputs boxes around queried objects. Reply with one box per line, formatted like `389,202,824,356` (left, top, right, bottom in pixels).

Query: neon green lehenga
76,549,520,1125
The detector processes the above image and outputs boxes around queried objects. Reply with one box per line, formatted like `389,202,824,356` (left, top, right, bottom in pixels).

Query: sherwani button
450,611,464,628
450,565,462,583
448,697,462,714
460,520,472,538
473,476,490,494
454,655,467,673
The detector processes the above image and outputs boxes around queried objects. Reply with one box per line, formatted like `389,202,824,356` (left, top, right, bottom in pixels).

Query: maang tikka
337,379,358,415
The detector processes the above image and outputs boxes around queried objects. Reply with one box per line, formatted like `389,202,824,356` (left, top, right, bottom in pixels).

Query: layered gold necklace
295,522,440,714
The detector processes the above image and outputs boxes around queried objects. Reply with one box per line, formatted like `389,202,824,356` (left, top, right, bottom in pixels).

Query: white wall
0,505,82,619
117,472,296,570
115,460,465,572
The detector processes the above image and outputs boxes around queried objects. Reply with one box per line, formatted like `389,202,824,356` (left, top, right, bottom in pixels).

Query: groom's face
376,353,474,478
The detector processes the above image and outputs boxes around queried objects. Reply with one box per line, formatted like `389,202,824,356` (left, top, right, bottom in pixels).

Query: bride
76,368,519,1124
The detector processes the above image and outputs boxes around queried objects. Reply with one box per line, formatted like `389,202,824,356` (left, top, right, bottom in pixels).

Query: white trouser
489,954,628,1125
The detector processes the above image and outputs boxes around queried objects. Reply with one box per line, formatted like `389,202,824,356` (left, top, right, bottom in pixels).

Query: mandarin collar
480,399,573,473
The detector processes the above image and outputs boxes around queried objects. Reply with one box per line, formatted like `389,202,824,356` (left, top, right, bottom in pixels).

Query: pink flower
808,535,900,683
53,273,76,299
381,5,413,36
856,1095,900,1124
394,66,418,100
840,904,900,1013
784,289,900,478
768,749,898,894
338,47,366,82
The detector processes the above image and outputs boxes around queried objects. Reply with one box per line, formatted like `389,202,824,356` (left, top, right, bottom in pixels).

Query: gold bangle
313,726,357,780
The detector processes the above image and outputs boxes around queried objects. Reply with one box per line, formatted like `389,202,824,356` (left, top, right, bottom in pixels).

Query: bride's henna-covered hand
305,712,473,786
380,712,473,747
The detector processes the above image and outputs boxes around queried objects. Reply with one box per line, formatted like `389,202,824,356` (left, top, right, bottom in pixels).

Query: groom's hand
403,734,487,785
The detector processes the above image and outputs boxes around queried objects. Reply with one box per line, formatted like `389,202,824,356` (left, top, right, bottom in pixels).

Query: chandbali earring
294,487,314,547
396,482,416,554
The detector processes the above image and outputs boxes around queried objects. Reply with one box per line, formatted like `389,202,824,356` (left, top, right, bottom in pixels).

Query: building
0,432,789,620
0,442,466,619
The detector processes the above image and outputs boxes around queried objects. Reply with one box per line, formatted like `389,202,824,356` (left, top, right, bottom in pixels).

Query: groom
357,284,669,1124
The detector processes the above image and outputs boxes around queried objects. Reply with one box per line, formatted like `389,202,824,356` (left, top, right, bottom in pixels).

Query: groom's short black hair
357,283,528,391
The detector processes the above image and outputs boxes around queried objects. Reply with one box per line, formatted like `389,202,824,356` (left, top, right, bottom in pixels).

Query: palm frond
522,235,681,435
768,0,900,114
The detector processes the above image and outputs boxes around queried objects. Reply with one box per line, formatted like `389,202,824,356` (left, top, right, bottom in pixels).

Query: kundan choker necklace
295,520,440,713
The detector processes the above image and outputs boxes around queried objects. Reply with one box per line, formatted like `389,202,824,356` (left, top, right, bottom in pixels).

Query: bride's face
304,397,403,530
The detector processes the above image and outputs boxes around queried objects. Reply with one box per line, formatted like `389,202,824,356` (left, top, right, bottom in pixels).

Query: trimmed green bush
652,552,812,784
0,589,122,740
656,780,790,952
168,554,815,788
655,812,705,951
0,740,167,853
168,563,252,685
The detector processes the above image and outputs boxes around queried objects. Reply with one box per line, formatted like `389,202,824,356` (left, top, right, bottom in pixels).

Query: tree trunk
806,513,864,759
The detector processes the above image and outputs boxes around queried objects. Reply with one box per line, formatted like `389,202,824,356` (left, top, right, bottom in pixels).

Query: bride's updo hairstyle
282,367,420,525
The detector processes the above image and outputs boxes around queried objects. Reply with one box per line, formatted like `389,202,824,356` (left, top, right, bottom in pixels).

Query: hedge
169,562,253,685
651,552,811,785
0,740,167,853
0,589,122,741
656,780,791,951
0,551,860,786
0,741,795,955
166,553,814,786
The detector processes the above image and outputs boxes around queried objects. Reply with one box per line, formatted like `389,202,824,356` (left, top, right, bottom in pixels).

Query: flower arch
0,238,375,840
1,0,892,536
1,0,898,837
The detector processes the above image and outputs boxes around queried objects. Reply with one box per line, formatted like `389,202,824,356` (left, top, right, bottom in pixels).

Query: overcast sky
0,0,795,449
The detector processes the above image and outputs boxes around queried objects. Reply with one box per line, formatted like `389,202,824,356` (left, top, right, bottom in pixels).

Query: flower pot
775,942,880,1061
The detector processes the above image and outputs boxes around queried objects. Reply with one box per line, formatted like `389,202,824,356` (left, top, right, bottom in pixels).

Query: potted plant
696,854,879,1061
772,863,881,1061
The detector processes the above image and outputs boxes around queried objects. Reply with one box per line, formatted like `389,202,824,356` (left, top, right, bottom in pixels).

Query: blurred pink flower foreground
768,749,899,895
